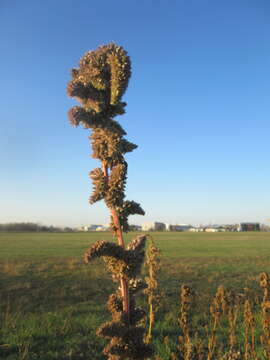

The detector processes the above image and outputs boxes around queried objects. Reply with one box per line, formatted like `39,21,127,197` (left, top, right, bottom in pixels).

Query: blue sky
1,0,269,227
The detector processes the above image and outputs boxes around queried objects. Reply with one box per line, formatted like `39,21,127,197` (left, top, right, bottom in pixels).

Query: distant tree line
0,223,73,232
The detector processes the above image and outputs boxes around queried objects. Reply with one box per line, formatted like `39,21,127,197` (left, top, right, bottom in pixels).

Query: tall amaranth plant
67,43,153,359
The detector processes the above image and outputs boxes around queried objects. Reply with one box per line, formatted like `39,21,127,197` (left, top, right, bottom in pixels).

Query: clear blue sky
1,0,269,227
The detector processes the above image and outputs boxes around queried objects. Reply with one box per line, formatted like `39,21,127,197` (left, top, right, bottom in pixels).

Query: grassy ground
1,231,270,359
1,231,270,259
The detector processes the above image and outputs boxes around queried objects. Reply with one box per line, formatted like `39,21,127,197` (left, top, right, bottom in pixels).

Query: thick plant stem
102,162,130,320
111,208,125,248
111,208,130,318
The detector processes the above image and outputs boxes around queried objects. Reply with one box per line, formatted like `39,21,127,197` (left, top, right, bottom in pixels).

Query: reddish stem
102,162,130,319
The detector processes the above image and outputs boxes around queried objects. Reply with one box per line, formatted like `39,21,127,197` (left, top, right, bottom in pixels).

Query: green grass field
1,231,270,359
1,231,269,259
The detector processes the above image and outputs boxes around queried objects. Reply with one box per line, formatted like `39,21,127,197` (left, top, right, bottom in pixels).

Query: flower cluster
67,43,143,230
84,235,146,280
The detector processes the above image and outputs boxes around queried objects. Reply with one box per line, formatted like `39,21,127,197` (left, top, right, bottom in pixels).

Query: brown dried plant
144,236,161,344
244,299,256,360
179,284,194,360
260,272,270,360
208,285,227,360
228,301,239,356
67,43,153,360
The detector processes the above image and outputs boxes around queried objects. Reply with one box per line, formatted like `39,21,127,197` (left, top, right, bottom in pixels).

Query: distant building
205,228,219,233
96,225,109,231
222,224,239,232
167,224,192,231
96,224,111,231
90,224,102,231
240,223,260,231
142,222,166,231
189,227,204,232
83,224,102,231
